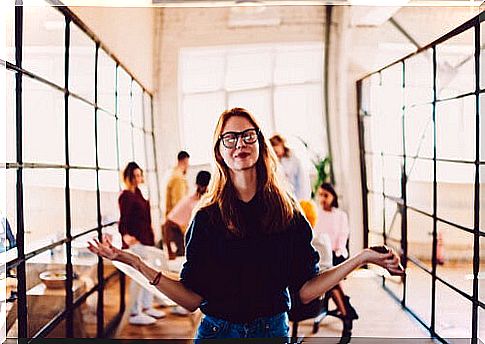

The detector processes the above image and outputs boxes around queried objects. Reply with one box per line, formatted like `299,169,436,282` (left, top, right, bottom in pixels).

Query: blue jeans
194,312,290,342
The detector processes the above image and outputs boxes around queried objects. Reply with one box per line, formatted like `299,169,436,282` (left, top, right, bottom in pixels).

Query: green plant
293,136,332,199
312,156,331,198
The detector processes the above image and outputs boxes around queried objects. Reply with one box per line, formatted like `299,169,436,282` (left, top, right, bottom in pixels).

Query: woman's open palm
88,237,123,261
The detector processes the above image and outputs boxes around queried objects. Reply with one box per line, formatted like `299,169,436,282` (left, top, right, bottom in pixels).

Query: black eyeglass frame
218,128,261,149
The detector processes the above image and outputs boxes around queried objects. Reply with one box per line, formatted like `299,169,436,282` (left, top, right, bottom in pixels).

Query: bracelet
149,271,162,286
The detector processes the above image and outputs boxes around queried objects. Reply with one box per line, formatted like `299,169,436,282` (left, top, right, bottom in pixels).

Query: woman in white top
270,134,311,201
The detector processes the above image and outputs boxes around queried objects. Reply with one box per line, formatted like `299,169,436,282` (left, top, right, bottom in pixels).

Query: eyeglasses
219,128,260,149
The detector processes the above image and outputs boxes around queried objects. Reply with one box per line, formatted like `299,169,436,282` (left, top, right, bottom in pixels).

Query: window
117,68,131,121
69,97,96,167
97,111,118,170
4,3,159,339
180,43,327,166
97,49,116,114
358,15,483,342
23,77,65,164
5,71,16,163
23,168,66,254
70,169,98,236
4,1,15,64
22,4,65,86
69,24,95,102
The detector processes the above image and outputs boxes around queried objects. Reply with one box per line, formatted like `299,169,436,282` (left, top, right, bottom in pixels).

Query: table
7,279,88,338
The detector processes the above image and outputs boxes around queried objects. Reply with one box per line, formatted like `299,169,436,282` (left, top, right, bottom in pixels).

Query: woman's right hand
88,237,138,266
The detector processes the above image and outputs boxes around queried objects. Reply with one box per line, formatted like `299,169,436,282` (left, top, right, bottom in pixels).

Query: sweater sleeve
179,209,212,300
289,213,320,294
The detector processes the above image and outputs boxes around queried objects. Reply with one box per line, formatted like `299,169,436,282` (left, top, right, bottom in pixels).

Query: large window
358,12,484,343
1,2,160,339
179,43,327,168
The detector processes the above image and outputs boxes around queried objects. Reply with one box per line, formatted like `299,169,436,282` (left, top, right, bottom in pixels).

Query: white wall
154,6,326,216
69,6,155,93
326,7,365,257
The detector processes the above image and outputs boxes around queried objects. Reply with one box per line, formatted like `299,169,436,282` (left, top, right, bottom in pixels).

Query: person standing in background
163,170,211,260
165,151,190,217
161,151,190,250
119,161,166,325
156,151,190,307
270,134,311,201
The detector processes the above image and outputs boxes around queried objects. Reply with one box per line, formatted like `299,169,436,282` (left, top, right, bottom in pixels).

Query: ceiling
57,0,484,7
150,0,482,6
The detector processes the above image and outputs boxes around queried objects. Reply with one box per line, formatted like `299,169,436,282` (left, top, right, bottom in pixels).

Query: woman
310,190,359,343
269,134,311,201
89,108,403,339
163,170,211,259
315,183,350,267
118,162,166,325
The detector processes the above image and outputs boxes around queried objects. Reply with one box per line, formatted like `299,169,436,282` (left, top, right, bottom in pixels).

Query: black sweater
180,193,319,322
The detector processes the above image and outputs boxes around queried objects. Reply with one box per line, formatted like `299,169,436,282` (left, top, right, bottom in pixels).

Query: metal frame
357,12,484,344
14,2,27,339
3,3,161,339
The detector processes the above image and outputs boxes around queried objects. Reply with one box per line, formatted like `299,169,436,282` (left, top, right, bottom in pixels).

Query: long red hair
201,108,297,236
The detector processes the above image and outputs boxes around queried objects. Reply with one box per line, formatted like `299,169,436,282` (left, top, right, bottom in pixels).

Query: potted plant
293,136,332,199
311,156,331,198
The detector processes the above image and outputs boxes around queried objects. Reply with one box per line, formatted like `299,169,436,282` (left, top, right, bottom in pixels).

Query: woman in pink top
314,182,358,343
163,170,211,259
315,183,350,266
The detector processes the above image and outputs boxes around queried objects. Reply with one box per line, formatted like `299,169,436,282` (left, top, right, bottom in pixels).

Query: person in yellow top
165,151,190,217
299,199,317,228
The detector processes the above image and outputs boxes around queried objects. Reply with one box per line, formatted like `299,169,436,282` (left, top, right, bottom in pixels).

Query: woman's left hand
364,247,405,276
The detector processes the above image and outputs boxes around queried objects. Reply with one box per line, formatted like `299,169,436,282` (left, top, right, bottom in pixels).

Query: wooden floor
7,259,475,341
113,267,435,341
112,277,200,341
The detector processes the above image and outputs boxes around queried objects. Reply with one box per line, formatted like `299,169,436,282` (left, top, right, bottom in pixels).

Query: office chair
288,289,344,339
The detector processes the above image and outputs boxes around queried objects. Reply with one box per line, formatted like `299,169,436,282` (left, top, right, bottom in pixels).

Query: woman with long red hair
88,108,403,340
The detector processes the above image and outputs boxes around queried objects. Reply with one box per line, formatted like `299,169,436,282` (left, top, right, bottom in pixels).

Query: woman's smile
234,152,250,159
